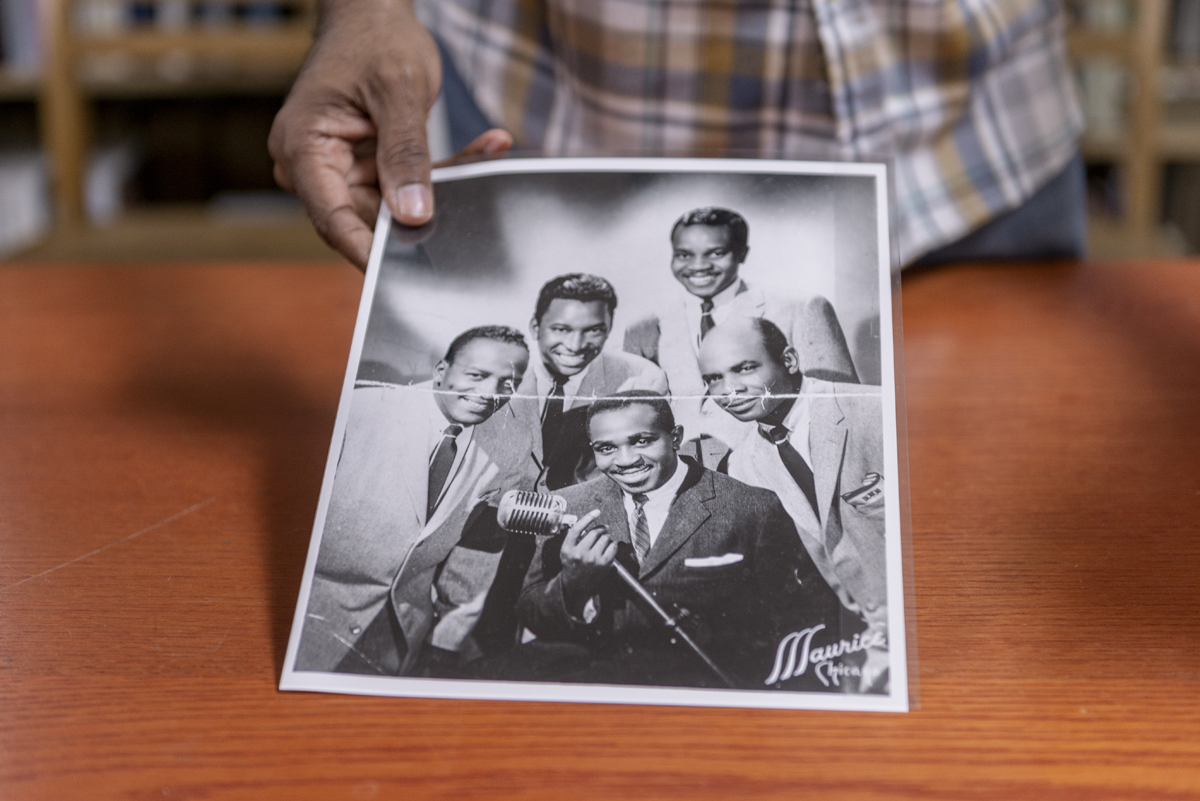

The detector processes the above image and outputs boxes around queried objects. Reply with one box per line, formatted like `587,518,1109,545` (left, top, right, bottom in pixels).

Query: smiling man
510,273,668,491
295,325,538,676
624,207,860,466
509,391,845,689
699,318,889,693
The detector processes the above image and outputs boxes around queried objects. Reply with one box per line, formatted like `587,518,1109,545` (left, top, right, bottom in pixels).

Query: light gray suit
294,382,535,675
725,379,887,620
623,280,859,462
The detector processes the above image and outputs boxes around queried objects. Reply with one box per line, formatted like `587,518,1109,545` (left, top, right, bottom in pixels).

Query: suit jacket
517,459,846,686
622,280,859,464
294,382,535,675
725,380,887,621
508,349,668,490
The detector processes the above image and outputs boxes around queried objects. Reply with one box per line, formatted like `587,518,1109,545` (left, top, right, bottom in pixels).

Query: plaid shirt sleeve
419,0,1083,265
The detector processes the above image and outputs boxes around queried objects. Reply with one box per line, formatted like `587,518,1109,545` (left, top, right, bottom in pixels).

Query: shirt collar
426,380,473,438
626,455,688,501
758,374,811,436
680,277,744,310
531,347,592,392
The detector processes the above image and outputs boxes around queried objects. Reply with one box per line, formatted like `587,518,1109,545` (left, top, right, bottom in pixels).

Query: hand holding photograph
280,158,909,712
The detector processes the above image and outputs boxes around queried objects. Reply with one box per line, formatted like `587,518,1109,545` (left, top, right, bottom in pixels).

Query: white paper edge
279,157,909,713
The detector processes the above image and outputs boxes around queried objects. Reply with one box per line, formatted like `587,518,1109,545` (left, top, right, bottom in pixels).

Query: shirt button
350,626,362,635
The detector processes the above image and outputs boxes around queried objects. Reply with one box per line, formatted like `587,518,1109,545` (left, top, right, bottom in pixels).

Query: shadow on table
112,273,347,678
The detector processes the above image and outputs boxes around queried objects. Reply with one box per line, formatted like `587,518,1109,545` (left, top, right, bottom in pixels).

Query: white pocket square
684,553,744,568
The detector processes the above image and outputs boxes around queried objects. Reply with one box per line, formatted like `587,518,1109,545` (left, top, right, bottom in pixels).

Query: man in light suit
698,317,889,693
623,207,859,466
294,325,536,676
511,273,668,491
503,392,848,690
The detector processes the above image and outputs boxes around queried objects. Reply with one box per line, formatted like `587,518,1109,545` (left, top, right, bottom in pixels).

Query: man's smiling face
670,223,746,299
698,320,799,423
588,403,682,494
433,337,529,426
531,298,611,378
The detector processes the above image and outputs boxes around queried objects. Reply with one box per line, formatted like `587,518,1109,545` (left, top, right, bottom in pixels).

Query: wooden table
3,260,1200,799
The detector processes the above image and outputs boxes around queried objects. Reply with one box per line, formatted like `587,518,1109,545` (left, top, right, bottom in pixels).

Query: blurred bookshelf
1069,0,1200,257
1,0,327,259
5,0,1200,261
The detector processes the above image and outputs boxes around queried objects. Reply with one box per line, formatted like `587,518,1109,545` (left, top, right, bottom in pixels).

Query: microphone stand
610,561,740,690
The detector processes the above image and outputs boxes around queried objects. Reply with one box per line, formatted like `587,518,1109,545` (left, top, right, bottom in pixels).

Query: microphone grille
498,490,567,535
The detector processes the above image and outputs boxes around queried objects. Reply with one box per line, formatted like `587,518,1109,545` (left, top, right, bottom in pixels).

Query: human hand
268,0,511,269
558,510,617,612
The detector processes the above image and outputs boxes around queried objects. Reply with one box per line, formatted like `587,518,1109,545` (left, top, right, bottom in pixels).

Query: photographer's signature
765,624,887,687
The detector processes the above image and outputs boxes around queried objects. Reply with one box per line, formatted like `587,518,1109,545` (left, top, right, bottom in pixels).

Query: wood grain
3,260,1200,799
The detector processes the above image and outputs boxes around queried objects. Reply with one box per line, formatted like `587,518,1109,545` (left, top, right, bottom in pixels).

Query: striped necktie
631,493,651,563
700,298,715,339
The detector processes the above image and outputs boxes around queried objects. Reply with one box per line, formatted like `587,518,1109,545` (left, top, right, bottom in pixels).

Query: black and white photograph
280,158,908,712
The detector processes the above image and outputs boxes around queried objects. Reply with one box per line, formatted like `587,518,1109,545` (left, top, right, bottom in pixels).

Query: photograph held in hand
281,158,908,712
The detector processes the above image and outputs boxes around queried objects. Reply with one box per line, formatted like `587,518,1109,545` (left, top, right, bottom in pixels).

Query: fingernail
483,136,508,155
394,183,432,222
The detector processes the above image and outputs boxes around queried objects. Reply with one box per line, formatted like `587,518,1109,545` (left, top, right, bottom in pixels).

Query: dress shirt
680,280,746,354
421,0,1083,265
619,456,689,551
531,349,592,415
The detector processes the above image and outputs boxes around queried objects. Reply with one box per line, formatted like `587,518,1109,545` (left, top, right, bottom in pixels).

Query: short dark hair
753,317,792,368
670,207,749,259
443,325,528,365
586,390,676,437
533,273,618,324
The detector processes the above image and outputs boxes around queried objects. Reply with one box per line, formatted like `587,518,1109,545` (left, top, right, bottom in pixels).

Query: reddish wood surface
3,260,1200,799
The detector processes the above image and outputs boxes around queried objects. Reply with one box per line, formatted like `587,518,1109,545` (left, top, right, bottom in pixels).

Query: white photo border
280,157,909,713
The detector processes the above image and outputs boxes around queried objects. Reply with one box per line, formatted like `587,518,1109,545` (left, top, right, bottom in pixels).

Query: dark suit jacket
516,459,847,687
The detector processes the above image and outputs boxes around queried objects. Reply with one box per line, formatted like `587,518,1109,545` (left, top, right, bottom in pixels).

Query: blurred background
0,0,1197,263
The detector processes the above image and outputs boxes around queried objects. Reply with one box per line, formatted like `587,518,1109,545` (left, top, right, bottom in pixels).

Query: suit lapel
809,396,848,531
583,476,627,546
750,432,821,536
728,279,766,320
638,465,712,578
511,366,543,465
570,354,605,410
398,400,431,529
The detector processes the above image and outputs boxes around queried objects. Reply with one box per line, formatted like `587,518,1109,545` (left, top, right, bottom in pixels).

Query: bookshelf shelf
1068,30,1132,59
1068,0,1173,247
23,0,315,224
75,26,313,61
1080,133,1129,160
0,69,40,100
1159,120,1200,157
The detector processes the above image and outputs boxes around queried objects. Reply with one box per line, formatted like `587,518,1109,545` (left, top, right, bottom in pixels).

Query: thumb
370,74,438,227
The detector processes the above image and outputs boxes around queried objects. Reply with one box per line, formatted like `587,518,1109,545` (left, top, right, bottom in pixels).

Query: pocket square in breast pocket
841,472,884,509
684,553,744,568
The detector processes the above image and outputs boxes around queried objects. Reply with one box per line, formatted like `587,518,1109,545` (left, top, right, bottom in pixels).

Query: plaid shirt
420,0,1083,264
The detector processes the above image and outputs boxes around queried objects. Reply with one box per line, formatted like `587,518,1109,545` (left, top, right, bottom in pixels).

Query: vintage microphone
496,490,739,689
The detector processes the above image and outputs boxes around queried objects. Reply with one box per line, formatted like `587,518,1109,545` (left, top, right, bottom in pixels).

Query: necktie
427,424,463,519
631,493,651,563
541,374,567,457
700,298,715,339
764,425,820,520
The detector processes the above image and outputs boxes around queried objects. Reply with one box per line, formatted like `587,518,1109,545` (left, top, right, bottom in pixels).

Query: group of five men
296,207,890,693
